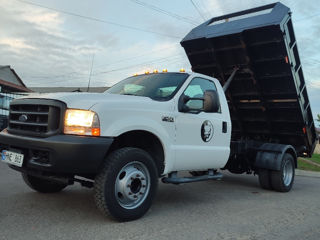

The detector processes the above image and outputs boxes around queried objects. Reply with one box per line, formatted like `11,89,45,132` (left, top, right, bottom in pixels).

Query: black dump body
181,2,317,156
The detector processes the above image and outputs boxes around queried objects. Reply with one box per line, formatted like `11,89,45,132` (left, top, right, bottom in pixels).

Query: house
0,65,31,93
0,65,31,130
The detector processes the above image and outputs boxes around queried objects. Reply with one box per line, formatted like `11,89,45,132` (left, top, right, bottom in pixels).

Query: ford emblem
19,114,28,122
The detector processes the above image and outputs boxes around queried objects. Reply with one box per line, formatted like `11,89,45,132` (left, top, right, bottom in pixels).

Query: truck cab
100,71,231,173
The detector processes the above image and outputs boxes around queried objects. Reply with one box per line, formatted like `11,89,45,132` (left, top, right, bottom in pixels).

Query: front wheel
94,147,158,221
22,173,67,193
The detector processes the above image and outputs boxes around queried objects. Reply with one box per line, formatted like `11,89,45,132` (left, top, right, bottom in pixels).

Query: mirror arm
223,67,239,92
188,97,204,101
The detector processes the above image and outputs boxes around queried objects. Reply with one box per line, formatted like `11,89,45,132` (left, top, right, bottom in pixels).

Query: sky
0,0,319,123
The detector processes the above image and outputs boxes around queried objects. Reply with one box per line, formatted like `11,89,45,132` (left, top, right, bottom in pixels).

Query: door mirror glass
203,90,220,113
178,77,220,113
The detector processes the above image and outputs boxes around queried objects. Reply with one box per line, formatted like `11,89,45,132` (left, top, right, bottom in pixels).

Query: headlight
64,109,100,136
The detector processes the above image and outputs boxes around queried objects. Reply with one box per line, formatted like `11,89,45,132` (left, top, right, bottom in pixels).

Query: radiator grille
8,99,65,137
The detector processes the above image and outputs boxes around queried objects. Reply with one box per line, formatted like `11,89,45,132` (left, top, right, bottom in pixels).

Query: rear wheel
22,174,67,193
94,147,158,221
271,153,295,192
258,169,272,190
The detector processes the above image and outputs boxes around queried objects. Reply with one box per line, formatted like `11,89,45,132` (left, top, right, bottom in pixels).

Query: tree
317,114,320,128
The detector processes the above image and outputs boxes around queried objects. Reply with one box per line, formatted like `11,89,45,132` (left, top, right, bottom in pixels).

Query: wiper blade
122,93,153,100
123,93,138,96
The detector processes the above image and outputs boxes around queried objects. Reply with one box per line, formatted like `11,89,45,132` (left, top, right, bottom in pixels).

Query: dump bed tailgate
181,2,317,156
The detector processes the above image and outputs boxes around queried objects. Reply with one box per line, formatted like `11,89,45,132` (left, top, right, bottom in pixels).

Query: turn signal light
285,56,289,64
153,69,158,73
302,127,306,134
145,71,150,74
91,128,101,136
162,69,168,73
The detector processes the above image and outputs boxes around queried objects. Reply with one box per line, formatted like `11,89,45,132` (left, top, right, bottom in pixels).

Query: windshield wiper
123,93,139,96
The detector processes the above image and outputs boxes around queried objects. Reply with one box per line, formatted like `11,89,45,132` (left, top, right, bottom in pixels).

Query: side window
183,77,218,111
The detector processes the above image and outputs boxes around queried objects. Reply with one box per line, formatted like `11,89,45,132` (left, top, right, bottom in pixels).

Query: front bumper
0,132,113,174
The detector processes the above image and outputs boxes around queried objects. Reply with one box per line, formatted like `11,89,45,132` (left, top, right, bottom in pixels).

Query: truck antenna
87,53,95,92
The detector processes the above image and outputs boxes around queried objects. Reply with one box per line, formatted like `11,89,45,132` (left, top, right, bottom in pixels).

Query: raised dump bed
181,2,317,156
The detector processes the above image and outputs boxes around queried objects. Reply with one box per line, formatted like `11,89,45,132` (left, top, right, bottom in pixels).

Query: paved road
1,163,319,240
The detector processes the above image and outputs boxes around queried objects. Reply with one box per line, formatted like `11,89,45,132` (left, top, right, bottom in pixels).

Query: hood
22,92,154,110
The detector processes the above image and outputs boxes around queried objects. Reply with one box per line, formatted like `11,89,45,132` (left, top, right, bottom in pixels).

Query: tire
270,153,295,192
189,171,207,176
94,147,158,222
22,173,67,193
228,169,246,174
258,169,273,190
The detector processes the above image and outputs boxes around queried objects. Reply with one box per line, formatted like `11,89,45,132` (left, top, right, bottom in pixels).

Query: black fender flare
254,143,297,171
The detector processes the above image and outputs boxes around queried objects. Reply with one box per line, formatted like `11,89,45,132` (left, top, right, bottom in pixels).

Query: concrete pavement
0,162,320,240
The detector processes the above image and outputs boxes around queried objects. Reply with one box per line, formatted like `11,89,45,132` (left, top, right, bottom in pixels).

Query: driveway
0,162,319,240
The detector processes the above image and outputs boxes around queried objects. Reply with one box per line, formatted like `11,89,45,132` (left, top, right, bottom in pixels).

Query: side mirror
203,90,220,113
178,94,190,112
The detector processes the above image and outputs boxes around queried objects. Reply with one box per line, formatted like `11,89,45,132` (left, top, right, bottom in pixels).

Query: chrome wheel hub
115,161,150,209
283,159,293,186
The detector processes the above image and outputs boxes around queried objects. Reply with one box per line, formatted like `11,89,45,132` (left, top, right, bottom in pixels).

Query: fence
0,92,29,130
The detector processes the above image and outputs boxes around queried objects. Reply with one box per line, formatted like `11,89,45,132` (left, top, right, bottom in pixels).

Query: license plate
1,150,24,167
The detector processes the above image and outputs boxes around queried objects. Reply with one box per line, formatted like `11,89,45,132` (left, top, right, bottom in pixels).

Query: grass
297,158,320,172
309,153,320,165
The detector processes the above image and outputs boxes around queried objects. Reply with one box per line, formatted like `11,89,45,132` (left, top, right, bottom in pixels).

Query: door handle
222,122,227,133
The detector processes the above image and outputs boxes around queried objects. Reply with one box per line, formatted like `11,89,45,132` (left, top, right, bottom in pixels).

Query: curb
299,158,320,167
295,169,320,178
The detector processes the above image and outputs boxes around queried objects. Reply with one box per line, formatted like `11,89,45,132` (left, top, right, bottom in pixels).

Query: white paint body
29,73,232,174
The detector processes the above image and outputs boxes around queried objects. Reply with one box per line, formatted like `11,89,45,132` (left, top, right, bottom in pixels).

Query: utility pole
87,53,95,92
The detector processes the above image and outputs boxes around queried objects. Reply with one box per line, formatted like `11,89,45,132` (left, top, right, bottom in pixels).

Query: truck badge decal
162,116,174,122
201,120,214,142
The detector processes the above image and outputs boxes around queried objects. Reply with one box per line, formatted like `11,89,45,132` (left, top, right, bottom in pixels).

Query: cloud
0,0,122,87
0,38,36,52
309,81,320,90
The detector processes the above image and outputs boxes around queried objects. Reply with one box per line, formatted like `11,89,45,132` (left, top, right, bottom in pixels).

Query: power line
26,75,89,86
129,0,199,25
25,44,180,79
26,54,184,84
26,71,88,79
93,55,184,76
92,56,188,85
28,55,185,85
190,0,206,21
16,0,181,39
195,0,211,20
295,11,320,22
93,44,179,70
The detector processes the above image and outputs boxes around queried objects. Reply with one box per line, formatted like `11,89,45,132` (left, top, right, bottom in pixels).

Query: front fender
105,117,176,174
106,116,170,139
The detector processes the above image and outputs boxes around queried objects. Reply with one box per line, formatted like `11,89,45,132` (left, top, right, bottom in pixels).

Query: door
174,77,229,171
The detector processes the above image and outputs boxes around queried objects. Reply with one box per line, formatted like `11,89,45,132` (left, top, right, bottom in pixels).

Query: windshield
106,73,189,101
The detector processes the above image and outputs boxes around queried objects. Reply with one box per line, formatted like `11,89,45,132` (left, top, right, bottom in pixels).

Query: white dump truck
0,2,317,221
